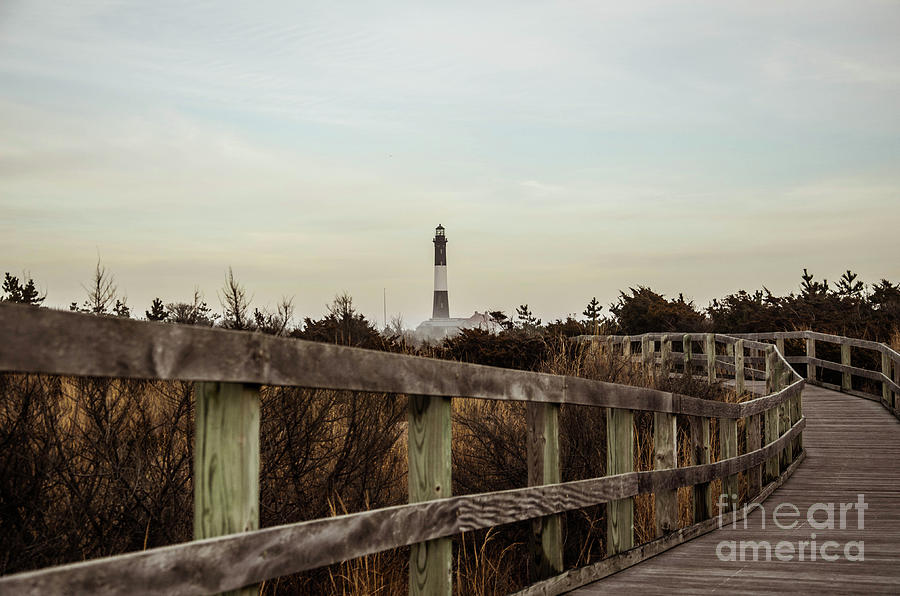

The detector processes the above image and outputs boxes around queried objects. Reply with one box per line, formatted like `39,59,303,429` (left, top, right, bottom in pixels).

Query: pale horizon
3,1,898,328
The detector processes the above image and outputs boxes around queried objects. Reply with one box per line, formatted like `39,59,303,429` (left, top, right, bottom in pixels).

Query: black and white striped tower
432,225,449,319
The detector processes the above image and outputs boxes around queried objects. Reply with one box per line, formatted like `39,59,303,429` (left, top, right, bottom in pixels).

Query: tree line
3,263,898,370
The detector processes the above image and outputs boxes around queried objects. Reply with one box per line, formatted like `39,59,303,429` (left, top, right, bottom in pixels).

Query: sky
2,1,899,327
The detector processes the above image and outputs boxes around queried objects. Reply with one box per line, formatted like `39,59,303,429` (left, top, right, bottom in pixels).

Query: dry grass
455,529,523,595
2,338,741,594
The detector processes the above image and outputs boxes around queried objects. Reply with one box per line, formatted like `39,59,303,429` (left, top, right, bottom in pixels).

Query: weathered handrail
0,304,809,595
0,305,800,416
726,330,900,414
577,330,900,406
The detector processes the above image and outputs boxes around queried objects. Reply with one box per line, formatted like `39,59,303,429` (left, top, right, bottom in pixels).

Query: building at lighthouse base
414,311,502,342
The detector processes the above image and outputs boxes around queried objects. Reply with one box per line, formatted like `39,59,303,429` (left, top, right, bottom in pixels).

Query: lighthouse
415,224,500,341
432,225,449,318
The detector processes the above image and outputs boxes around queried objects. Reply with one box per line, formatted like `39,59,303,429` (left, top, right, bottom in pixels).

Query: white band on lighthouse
434,265,448,291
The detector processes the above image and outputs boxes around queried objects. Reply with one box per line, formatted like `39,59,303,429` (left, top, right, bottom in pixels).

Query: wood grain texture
653,411,678,536
0,303,565,401
727,331,806,340
661,335,672,376
791,391,802,456
606,408,634,555
779,398,790,473
566,375,800,420
720,335,773,352
764,350,780,484
894,362,900,411
806,336,816,381
580,330,899,362
810,379,885,401
719,417,738,513
526,402,563,580
705,333,716,383
841,342,852,392
803,329,896,353
736,380,803,418
745,413,762,497
689,416,711,522
641,336,652,382
682,334,692,378
408,395,452,596
0,307,807,419
804,356,889,384
734,339,745,396
194,382,260,596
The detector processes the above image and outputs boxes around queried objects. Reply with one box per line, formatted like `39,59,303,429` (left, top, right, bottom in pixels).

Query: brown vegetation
2,264,896,592
1,341,739,594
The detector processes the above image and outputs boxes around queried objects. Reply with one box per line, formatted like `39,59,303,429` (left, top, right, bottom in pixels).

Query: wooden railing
723,330,900,419
0,304,811,595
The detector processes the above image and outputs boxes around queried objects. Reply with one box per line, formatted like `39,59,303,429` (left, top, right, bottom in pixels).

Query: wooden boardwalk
2,309,897,595
572,384,900,594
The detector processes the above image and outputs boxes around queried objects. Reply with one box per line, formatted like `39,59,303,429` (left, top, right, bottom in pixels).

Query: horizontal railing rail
577,330,900,412
726,330,900,415
0,304,810,595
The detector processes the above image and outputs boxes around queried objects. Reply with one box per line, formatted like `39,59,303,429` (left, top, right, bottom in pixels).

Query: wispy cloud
1,0,899,324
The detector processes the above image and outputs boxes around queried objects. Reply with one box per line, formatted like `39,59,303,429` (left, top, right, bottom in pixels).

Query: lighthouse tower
432,225,449,318
416,224,499,340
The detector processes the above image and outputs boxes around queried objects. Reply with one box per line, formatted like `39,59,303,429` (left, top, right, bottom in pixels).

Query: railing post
526,403,563,579
841,341,852,392
720,415,739,513
690,416,712,522
661,335,672,377
806,335,816,382
706,333,716,384
622,335,631,358
734,339,745,396
882,351,891,408
194,382,260,596
791,387,802,458
776,336,785,358
775,357,790,474
782,380,793,470
764,347,779,483
746,410,762,497
409,395,452,596
765,346,776,394
653,411,678,536
894,358,900,412
683,334,692,378
606,407,634,555
642,336,652,380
